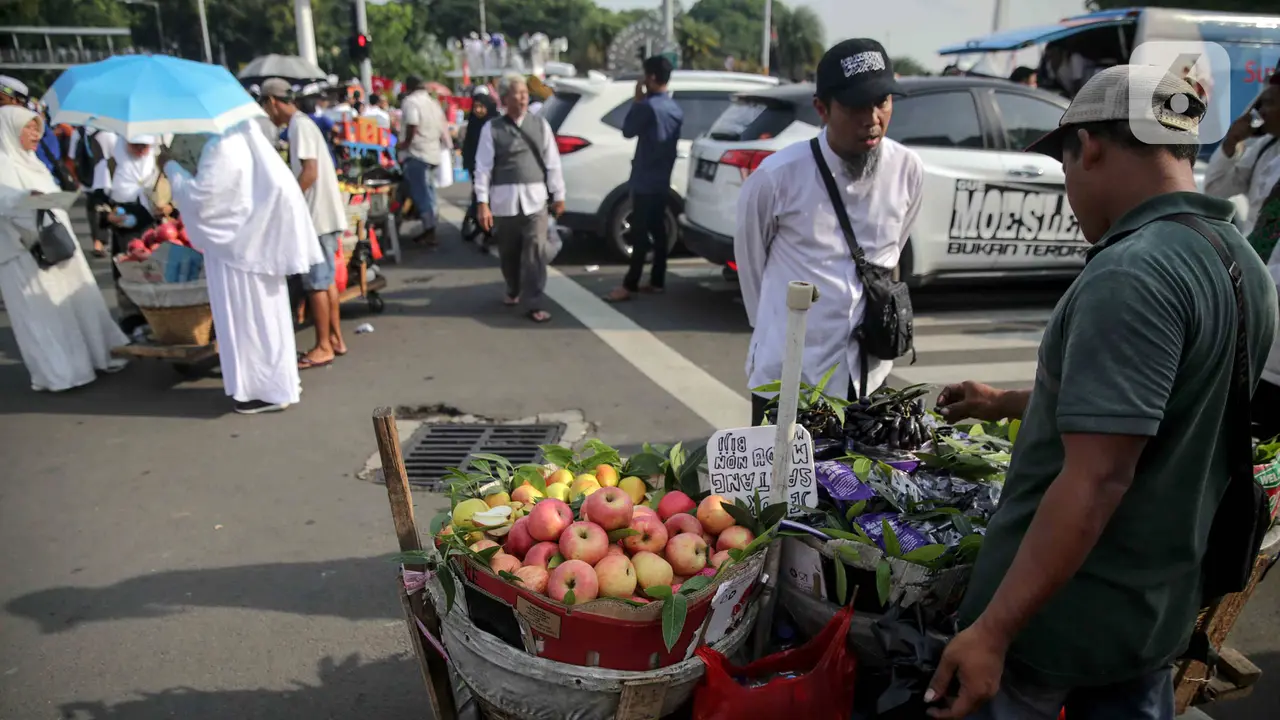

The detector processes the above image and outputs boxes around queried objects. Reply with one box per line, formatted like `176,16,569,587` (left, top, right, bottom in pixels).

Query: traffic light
350,33,371,62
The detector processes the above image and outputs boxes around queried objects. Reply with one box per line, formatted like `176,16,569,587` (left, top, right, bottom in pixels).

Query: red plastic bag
368,225,383,261
334,243,349,293
693,605,858,720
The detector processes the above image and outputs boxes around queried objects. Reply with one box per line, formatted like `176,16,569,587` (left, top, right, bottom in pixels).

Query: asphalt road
0,186,1274,719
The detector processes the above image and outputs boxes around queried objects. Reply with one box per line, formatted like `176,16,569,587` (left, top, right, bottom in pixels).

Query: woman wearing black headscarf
460,89,499,247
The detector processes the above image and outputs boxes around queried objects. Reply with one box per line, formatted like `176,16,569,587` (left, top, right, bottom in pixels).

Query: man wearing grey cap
929,66,1278,719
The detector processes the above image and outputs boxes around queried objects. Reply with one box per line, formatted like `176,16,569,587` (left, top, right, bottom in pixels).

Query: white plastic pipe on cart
769,281,818,507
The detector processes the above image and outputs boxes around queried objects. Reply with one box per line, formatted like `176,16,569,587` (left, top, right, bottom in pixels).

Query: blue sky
596,0,1091,70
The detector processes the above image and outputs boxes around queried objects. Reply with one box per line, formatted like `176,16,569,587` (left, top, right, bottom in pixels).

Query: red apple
632,505,659,520
697,495,736,535
594,554,638,598
504,517,535,559
657,491,696,521
665,533,709,576
632,551,674,592
716,525,755,552
664,512,702,539
527,499,573,542
607,544,626,557
696,567,717,578
621,514,668,555
559,521,609,566
582,487,634,531
513,565,549,594
469,539,500,554
491,554,523,574
523,541,560,569
629,595,651,604
548,559,599,605
710,550,732,569
157,222,179,243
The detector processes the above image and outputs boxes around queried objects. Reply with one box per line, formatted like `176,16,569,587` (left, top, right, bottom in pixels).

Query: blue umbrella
43,54,266,139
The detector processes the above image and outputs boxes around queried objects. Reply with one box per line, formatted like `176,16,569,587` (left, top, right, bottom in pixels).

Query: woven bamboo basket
140,304,214,346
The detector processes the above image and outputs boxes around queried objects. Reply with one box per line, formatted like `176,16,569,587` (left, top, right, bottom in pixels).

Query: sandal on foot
527,310,552,323
603,288,633,303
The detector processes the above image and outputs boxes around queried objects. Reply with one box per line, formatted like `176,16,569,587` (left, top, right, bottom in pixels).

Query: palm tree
677,14,721,70
893,56,932,77
774,5,824,81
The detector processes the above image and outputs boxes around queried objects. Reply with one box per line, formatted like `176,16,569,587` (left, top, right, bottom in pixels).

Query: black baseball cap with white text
816,39,905,108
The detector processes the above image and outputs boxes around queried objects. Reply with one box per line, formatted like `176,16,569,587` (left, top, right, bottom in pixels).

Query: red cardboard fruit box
454,552,764,671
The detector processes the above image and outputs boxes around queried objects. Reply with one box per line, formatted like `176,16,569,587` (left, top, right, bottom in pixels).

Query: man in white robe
161,122,323,414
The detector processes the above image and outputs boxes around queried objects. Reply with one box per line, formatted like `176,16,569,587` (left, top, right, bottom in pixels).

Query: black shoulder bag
31,209,78,268
1168,214,1271,604
809,138,915,397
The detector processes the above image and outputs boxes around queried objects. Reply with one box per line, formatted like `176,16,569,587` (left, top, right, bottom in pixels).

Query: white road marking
913,331,1042,353
892,361,1039,386
913,309,1053,327
439,203,752,429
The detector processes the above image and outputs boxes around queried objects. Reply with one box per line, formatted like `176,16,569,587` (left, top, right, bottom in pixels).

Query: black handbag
31,209,77,268
809,138,915,397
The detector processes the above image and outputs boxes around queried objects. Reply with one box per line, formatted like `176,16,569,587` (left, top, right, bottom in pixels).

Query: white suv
542,70,779,260
683,77,1241,285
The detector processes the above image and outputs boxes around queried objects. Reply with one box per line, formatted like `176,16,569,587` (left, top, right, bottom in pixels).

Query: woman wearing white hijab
0,105,128,391
102,133,163,331
161,121,323,414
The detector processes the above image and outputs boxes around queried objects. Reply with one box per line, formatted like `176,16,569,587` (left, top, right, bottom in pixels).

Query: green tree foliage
1086,0,1275,11
893,56,932,77
3,0,827,84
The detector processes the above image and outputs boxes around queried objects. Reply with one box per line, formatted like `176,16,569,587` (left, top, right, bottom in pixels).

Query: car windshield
708,98,819,141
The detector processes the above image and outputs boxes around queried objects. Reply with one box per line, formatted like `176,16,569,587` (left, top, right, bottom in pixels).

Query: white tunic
735,130,924,399
1204,134,1280,236
165,122,322,406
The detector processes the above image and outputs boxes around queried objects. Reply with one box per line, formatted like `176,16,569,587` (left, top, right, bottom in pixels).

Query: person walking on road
474,73,566,324
0,105,129,392
461,89,499,249
259,78,351,370
604,56,684,304
1205,73,1280,439
735,39,924,425
398,75,452,246
68,124,118,257
925,66,1279,720
161,121,323,415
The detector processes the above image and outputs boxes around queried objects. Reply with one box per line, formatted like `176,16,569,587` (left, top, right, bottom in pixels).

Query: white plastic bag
436,149,455,189
546,215,563,262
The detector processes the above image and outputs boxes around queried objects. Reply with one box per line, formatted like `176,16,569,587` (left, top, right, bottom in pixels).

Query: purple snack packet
855,512,932,555
816,460,876,503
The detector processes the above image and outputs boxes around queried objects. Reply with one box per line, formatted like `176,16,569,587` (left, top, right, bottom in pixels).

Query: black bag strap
1167,214,1254,483
809,137,867,272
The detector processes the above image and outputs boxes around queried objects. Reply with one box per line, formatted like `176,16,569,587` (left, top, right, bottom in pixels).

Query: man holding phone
604,56,683,303
1206,73,1280,439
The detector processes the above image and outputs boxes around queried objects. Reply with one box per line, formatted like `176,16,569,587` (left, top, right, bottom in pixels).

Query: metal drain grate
402,423,565,490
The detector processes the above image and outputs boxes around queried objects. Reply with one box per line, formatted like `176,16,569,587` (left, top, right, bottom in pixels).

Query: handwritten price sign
706,425,816,517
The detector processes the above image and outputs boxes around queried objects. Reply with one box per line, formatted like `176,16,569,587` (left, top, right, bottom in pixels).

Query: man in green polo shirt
924,66,1278,719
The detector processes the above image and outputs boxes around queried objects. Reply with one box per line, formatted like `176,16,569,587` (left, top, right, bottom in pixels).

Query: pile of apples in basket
120,218,193,262
429,440,777,608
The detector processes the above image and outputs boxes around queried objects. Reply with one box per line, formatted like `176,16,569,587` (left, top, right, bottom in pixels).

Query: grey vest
490,116,548,187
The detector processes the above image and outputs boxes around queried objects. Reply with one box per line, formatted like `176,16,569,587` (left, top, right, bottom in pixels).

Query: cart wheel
368,292,385,314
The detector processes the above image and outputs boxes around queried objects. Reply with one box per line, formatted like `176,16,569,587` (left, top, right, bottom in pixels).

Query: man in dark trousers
925,66,1278,720
604,56,683,303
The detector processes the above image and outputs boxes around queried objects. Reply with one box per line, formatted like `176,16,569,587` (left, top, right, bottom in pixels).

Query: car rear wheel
607,195,679,262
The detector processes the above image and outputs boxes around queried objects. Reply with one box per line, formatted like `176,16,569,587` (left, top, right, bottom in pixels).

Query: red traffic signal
351,33,371,61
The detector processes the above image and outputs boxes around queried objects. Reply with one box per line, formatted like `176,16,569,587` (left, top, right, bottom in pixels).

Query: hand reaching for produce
936,382,1019,423
923,621,1008,718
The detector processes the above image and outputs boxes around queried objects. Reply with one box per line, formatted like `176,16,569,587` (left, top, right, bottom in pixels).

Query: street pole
760,0,772,76
662,0,674,47
196,0,212,63
479,0,487,36
295,0,318,68
151,3,165,53
355,0,372,98
991,0,1004,32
